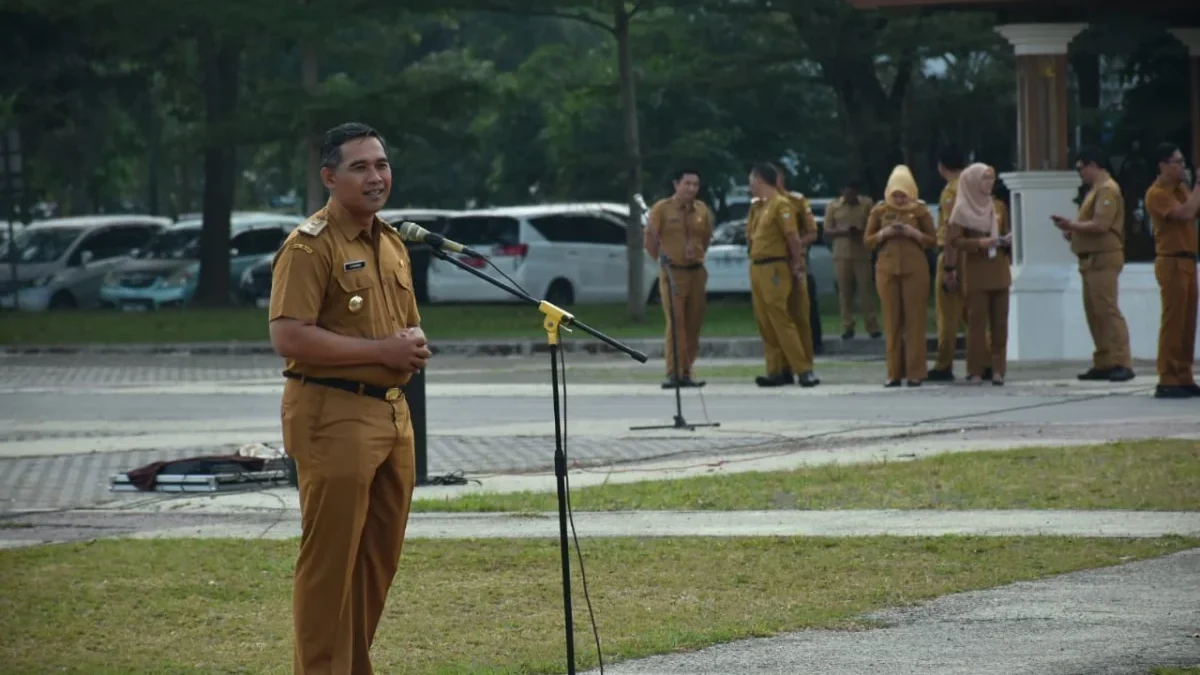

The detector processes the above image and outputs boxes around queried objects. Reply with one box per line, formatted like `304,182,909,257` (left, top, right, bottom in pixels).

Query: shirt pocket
329,271,380,335
393,267,417,326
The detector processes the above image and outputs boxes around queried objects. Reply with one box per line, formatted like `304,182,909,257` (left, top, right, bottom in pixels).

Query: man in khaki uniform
823,179,879,339
1143,142,1200,399
1051,146,1135,382
771,167,821,382
646,169,713,388
269,123,432,675
929,146,968,381
747,163,817,387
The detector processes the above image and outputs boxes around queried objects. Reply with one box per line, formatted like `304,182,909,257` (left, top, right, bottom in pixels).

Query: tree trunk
143,91,161,216
301,39,324,215
615,3,645,320
195,30,241,307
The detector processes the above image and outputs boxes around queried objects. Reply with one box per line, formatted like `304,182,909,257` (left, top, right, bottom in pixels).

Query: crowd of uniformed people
644,144,1199,398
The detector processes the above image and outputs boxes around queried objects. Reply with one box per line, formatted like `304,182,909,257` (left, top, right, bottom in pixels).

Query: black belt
1158,252,1198,260
1077,251,1120,260
751,257,789,266
667,263,703,270
283,370,405,402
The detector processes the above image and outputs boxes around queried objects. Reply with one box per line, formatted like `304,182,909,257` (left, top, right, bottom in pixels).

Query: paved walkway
4,508,1198,549
582,547,1200,675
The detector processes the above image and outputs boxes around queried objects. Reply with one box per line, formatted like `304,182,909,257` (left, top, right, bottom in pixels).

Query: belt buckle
385,388,401,401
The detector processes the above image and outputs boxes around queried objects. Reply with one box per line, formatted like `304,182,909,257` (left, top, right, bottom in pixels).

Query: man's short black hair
320,122,387,169
1075,145,1108,170
672,168,700,182
845,179,862,191
938,144,966,171
751,163,778,186
1153,142,1181,170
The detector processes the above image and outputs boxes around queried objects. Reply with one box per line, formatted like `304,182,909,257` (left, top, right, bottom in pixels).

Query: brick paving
0,434,768,513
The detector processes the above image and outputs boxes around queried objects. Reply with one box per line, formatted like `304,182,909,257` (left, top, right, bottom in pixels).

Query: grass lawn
0,536,1193,674
413,439,1200,513
0,296,937,345
1153,669,1200,674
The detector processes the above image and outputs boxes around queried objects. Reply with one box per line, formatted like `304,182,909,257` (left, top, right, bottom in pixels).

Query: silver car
0,215,170,310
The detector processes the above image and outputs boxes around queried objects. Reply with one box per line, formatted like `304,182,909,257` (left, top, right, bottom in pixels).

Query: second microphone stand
429,247,646,675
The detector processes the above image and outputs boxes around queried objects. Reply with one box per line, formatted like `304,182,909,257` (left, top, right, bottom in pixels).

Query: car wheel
49,291,77,310
544,279,574,307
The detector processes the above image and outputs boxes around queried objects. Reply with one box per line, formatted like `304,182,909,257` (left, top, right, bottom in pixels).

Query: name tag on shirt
344,260,366,271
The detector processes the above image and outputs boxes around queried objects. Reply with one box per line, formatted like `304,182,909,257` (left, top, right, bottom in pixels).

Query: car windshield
138,227,201,260
0,227,81,264
442,216,520,246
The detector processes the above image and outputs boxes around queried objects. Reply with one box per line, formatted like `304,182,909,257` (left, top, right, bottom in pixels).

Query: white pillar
995,23,1088,361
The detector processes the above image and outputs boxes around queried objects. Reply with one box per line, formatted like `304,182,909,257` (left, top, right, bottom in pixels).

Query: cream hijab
950,163,998,235
883,165,920,211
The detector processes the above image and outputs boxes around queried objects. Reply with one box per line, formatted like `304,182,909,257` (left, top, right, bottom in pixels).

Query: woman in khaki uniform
944,163,1012,385
864,165,937,387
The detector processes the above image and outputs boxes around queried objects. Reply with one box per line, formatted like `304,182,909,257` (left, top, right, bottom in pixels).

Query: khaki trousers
966,290,1009,378
834,256,878,333
1080,252,1132,370
283,378,416,675
934,251,966,371
1155,257,1198,385
659,266,708,378
751,261,811,375
877,269,930,382
789,274,814,372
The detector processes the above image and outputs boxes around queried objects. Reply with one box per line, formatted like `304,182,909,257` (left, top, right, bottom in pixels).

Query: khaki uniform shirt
824,195,874,260
649,197,713,265
749,192,805,260
1071,173,1125,255
269,199,421,388
1145,181,1197,256
865,202,937,276
937,177,959,247
944,198,1012,293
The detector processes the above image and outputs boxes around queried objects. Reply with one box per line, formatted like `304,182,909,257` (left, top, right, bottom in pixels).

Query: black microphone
397,221,486,259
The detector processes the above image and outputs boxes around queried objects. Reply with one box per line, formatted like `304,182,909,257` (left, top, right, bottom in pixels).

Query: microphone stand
629,198,720,433
428,247,646,675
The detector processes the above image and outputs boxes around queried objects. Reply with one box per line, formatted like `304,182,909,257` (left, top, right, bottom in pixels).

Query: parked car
236,208,458,308
428,203,658,306
99,212,303,310
704,196,837,299
0,215,170,311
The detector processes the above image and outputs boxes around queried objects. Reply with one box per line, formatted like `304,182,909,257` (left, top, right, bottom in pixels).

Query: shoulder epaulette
297,216,328,236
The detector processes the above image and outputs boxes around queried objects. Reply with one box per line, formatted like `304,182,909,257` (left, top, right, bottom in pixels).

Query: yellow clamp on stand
538,300,574,345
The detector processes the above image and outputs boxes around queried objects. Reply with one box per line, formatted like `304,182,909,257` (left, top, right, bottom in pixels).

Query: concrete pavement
583,547,1200,675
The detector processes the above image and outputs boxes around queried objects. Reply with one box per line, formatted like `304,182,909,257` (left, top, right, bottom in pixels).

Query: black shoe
798,371,820,388
842,330,855,340
982,367,993,380
884,380,902,388
1155,385,1193,399
869,331,883,339
1078,368,1112,381
756,373,793,387
905,379,922,387
661,376,680,389
1108,367,1135,382
1183,383,1200,396
927,369,954,382
679,376,706,388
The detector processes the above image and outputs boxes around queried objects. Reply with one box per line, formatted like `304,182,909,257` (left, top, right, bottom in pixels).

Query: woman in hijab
864,165,938,387
944,163,1012,385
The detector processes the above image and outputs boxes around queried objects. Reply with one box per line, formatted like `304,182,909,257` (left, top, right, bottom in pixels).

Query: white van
427,203,660,306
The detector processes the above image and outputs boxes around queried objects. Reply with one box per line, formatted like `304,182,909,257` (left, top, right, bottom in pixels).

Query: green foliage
2,3,1188,216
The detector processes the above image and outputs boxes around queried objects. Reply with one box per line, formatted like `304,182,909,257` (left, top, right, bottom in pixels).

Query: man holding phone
1051,146,1135,382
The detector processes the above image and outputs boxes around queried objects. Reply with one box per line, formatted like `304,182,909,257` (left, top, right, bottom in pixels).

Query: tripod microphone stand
429,247,646,675
629,194,720,433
